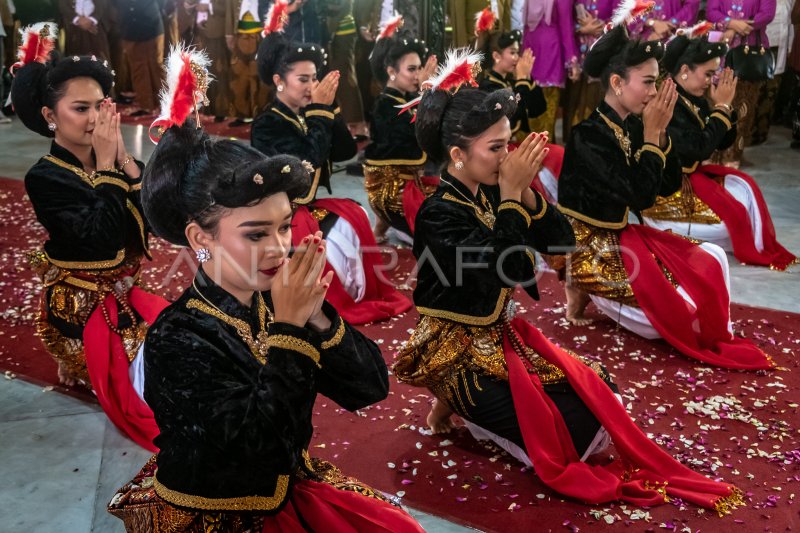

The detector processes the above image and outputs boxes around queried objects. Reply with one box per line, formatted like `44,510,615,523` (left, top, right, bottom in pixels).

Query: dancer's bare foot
565,284,593,326
373,218,390,244
57,363,78,387
427,398,457,434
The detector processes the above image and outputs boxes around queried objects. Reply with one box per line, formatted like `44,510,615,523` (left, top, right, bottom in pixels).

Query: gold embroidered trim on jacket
556,204,629,230
364,155,427,166
270,107,307,134
530,192,548,220
679,95,706,129
305,109,335,120
45,249,126,270
487,74,509,87
130,181,142,192
126,200,151,258
294,167,322,205
153,474,290,511
709,111,732,130
514,79,534,90
417,288,512,326
635,144,666,167
682,161,700,174
382,93,407,105
498,201,531,227
93,176,130,190
265,335,321,366
321,318,345,350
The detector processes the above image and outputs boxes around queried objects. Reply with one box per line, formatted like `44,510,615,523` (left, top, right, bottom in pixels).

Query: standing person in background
193,0,231,121
522,0,580,141
0,0,12,123
161,0,180,56
751,0,795,144
225,0,270,126
628,0,701,40
353,0,381,122
108,0,134,102
562,0,615,143
119,0,166,117
326,0,368,138
58,0,112,60
707,0,776,167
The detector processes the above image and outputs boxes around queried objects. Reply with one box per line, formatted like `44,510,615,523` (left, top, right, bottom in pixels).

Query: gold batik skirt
362,164,428,226
642,175,722,224
28,251,148,385
107,454,392,533
528,86,560,141
393,313,604,414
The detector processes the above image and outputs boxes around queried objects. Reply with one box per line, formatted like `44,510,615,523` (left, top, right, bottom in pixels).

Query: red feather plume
378,14,403,40
474,7,496,36
11,23,58,74
263,0,289,35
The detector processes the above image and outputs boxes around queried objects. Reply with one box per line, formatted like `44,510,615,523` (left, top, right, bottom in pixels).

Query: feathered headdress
397,48,483,120
149,45,212,143
11,23,58,74
263,0,289,35
677,20,713,38
474,7,496,36
610,0,655,29
378,13,404,40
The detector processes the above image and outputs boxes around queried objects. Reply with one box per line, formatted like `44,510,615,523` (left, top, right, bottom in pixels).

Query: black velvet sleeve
145,314,319,458
523,191,576,254
515,79,547,119
251,105,335,167
25,165,133,253
668,104,737,166
328,107,358,162
364,95,424,161
312,302,389,411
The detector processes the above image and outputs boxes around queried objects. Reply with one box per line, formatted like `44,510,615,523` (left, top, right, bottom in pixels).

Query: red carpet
1,177,798,531
118,106,252,140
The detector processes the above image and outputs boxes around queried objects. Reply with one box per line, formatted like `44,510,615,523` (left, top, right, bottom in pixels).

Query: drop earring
454,161,464,171
48,122,57,131
195,248,212,263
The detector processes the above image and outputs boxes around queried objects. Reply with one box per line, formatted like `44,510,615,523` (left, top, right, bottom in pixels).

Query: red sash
691,165,796,271
263,478,424,532
505,317,743,511
293,199,412,325
619,224,772,370
402,175,440,234
83,287,169,452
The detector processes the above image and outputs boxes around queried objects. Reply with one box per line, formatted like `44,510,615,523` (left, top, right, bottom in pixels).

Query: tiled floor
0,118,797,532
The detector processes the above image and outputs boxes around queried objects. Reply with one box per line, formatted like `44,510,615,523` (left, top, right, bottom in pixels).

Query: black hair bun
369,30,429,84
143,122,311,246
11,52,114,137
257,32,327,85
663,35,727,75
583,25,665,79
416,87,517,164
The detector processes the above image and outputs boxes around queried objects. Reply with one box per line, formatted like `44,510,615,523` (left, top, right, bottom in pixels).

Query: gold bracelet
118,154,134,169
714,103,733,114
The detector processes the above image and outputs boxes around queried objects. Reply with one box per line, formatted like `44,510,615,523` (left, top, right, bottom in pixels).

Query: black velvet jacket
251,99,358,204
412,171,575,326
478,70,547,135
669,86,737,174
363,87,426,165
24,141,150,270
145,269,388,513
558,101,682,228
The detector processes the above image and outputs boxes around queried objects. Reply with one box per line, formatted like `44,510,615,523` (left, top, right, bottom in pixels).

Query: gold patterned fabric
527,86,560,141
108,454,391,533
363,164,428,225
28,250,147,386
394,313,605,413
643,175,722,224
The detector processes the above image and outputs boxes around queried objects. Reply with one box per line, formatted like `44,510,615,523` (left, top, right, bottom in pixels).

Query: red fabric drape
293,200,412,325
83,287,169,452
620,224,773,369
402,175,440,234
504,317,743,511
264,479,424,532
691,165,796,271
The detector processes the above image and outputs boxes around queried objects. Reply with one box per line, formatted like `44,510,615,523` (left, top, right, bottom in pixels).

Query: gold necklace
188,279,273,364
598,110,632,162
440,178,496,228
